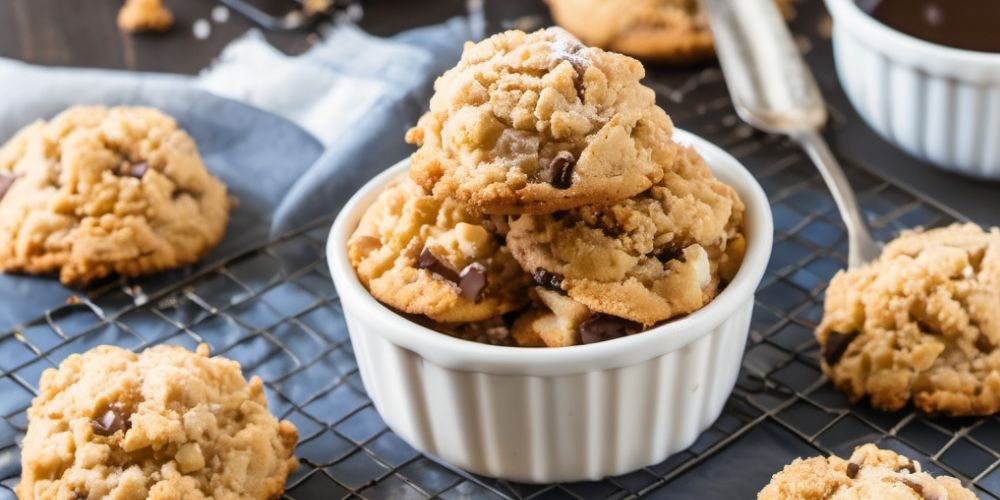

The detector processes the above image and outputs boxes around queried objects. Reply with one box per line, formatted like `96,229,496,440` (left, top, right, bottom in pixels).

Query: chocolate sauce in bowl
857,0,1000,53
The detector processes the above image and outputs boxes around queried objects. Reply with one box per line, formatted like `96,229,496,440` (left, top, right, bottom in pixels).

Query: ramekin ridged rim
327,129,773,375
825,0,1000,80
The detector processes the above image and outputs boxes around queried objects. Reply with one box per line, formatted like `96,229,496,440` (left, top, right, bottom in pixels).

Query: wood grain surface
0,0,469,74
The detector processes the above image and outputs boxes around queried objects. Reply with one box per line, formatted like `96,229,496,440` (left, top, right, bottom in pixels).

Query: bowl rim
825,0,1000,72
327,129,774,374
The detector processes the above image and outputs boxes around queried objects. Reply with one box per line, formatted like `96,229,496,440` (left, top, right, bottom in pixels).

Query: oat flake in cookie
0,106,229,286
16,344,298,500
406,27,677,215
507,146,746,346
348,177,531,323
818,223,1000,416
758,444,976,499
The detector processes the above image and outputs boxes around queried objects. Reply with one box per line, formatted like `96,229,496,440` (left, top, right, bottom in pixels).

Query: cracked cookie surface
348,176,531,323
0,106,229,286
758,444,975,499
406,27,677,215
506,145,745,343
818,223,1000,416
16,344,298,500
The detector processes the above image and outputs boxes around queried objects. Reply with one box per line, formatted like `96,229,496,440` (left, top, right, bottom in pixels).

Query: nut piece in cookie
406,27,678,215
547,0,793,63
758,443,976,499
0,106,230,286
16,344,298,500
118,0,174,33
348,177,531,323
507,145,746,330
817,223,1000,416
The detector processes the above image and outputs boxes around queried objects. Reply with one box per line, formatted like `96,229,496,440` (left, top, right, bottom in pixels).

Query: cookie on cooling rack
817,223,1000,416
16,344,298,500
0,106,230,286
758,443,976,499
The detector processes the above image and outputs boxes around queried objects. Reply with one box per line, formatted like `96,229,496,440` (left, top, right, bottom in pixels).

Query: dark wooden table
0,0,471,74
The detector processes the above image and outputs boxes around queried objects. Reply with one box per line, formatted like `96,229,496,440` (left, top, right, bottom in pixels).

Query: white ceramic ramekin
826,0,1000,179
327,130,773,483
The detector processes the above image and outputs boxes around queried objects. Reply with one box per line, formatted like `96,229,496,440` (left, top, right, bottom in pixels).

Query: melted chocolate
860,0,1000,53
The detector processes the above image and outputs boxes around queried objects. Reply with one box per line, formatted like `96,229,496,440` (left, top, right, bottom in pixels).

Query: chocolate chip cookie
348,176,531,323
506,145,745,339
16,344,298,500
406,27,677,215
758,444,976,499
0,106,230,286
547,0,792,63
818,223,1000,416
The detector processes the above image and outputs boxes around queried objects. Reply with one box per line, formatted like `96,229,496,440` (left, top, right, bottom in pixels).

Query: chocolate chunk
546,152,575,189
128,162,149,178
532,268,564,292
822,331,858,365
0,173,17,202
846,462,860,479
579,314,639,344
480,217,509,244
569,60,587,100
655,244,686,263
900,478,936,500
458,262,487,302
417,247,460,282
92,405,128,436
976,332,994,352
172,188,198,201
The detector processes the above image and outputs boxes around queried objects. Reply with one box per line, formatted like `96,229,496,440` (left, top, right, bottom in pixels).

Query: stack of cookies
349,27,746,347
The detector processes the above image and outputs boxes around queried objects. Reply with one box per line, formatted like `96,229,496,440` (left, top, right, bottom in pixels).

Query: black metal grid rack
3,2,999,499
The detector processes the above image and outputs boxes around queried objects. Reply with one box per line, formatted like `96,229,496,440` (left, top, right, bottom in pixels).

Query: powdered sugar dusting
545,27,592,71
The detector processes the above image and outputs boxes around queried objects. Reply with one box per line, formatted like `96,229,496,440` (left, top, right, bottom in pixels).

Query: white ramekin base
345,293,752,483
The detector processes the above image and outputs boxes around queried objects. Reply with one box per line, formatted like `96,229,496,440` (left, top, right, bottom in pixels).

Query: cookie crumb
117,0,174,33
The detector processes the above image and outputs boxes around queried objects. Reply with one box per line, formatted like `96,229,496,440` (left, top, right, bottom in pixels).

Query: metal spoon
700,0,881,268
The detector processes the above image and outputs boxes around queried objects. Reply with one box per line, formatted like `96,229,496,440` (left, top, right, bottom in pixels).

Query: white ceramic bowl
327,129,773,482
826,0,1000,179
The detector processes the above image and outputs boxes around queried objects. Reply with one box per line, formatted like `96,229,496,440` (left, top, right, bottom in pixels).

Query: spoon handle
701,0,881,268
794,131,882,268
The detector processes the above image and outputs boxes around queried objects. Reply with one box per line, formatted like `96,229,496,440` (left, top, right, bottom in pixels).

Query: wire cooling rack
3,4,999,500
